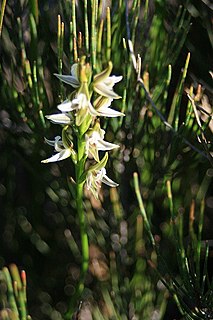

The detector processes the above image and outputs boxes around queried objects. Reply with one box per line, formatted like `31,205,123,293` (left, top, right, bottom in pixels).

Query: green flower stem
76,137,89,292
66,135,89,319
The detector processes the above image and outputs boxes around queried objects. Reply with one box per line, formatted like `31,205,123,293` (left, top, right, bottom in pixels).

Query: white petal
72,94,83,105
102,174,119,187
44,136,64,152
41,148,71,163
104,75,123,87
57,100,73,112
46,113,71,124
87,101,99,116
72,93,86,109
99,128,105,139
44,137,57,146
95,97,113,110
54,74,80,88
54,136,65,152
71,63,78,78
96,139,119,151
94,83,121,99
89,131,101,141
98,107,124,117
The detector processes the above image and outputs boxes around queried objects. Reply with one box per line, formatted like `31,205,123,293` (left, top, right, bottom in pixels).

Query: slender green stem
133,172,155,248
71,0,76,39
106,7,111,61
84,0,89,55
0,0,7,36
65,136,89,319
91,0,98,71
57,15,64,101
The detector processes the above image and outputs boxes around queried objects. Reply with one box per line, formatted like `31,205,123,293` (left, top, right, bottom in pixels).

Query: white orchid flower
93,61,122,99
86,125,119,161
54,63,80,88
94,96,124,117
41,136,73,163
86,167,118,199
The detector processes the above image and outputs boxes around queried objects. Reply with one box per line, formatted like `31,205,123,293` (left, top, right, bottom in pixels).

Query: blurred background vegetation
0,0,212,319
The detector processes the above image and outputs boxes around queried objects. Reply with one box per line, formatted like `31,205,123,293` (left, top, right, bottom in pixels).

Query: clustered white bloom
42,59,124,198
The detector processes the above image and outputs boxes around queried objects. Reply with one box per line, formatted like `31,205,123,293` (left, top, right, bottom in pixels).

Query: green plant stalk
166,180,190,290
106,7,111,61
69,21,73,63
3,267,19,317
97,18,103,54
133,172,155,248
91,0,98,71
71,0,76,39
196,199,204,284
33,61,40,110
131,0,141,45
66,135,89,319
17,17,27,67
170,52,190,130
57,16,64,101
84,0,89,54
0,0,7,36
29,0,38,24
144,0,149,23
